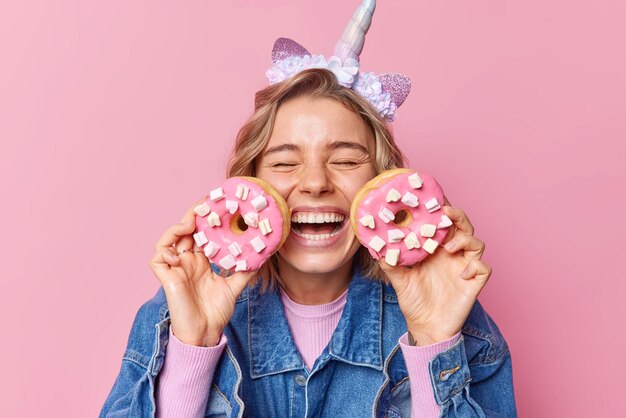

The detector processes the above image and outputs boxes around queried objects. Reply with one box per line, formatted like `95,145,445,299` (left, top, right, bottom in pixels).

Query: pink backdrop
2,1,625,416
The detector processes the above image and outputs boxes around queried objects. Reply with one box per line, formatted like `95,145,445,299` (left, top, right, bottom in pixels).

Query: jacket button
295,375,307,387
439,365,461,381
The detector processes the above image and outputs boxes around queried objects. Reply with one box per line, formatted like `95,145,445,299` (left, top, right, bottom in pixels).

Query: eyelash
332,160,359,166
271,161,359,168
268,154,367,170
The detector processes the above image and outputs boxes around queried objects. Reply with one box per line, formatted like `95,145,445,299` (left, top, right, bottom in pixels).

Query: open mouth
290,211,346,241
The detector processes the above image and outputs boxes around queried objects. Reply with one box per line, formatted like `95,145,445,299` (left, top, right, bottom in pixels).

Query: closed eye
330,154,370,167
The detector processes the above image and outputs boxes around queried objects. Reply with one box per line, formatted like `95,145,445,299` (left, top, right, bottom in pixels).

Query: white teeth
300,233,332,240
291,223,344,240
290,212,345,224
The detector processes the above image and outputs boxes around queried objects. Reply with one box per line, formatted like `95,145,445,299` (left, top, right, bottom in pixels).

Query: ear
378,73,411,107
271,38,311,63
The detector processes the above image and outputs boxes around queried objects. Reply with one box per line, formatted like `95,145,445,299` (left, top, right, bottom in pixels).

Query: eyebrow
326,141,369,154
262,141,369,156
262,143,301,156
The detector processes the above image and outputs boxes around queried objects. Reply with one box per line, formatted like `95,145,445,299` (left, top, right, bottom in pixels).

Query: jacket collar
248,268,383,379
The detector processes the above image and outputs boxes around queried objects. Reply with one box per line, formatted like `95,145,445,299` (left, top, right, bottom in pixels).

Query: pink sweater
156,291,461,418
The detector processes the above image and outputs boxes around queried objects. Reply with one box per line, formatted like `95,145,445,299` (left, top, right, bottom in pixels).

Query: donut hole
231,214,249,234
393,209,412,228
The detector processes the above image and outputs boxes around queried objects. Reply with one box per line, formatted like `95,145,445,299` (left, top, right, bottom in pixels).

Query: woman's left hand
379,202,492,346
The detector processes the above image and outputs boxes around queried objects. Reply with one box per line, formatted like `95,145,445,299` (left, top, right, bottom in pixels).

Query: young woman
101,1,516,416
100,68,516,418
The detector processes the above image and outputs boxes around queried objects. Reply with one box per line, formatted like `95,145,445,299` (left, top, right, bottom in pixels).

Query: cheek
257,171,295,200
343,183,361,202
338,169,375,200
336,179,368,202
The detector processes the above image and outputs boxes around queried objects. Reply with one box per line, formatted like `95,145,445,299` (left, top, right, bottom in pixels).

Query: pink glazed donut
350,169,452,267
192,177,290,272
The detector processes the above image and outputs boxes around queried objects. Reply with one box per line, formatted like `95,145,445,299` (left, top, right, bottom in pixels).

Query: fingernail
445,241,456,251
460,267,470,279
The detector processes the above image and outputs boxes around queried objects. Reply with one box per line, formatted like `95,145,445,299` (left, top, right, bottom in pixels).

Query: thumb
226,270,257,297
377,258,407,289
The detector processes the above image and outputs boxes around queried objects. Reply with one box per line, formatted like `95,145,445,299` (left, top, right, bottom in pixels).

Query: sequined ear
271,38,311,63
379,73,411,107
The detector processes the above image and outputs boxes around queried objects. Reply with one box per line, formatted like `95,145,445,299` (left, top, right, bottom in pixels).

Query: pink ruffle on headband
265,0,411,122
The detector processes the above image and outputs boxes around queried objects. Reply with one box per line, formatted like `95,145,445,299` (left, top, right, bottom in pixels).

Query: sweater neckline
279,287,348,319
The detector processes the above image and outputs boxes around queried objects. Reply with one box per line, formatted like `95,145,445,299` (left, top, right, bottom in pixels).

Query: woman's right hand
149,197,256,347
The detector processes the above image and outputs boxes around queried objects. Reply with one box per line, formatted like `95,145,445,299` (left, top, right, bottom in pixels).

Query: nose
298,164,334,197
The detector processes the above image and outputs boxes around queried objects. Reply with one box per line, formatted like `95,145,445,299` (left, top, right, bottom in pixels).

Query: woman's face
255,95,376,277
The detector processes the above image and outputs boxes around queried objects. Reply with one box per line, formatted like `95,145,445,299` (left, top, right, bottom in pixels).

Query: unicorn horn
333,0,376,63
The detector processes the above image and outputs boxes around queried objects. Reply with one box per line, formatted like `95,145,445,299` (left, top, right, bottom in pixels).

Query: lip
288,205,350,248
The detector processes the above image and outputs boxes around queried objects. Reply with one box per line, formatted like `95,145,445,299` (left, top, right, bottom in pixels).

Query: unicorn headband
265,0,411,121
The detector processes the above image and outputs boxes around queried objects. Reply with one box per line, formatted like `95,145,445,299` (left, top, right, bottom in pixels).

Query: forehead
268,96,373,150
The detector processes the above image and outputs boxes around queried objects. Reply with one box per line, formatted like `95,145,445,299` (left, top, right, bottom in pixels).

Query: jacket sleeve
387,300,517,418
100,288,170,418
428,335,516,417
430,301,518,418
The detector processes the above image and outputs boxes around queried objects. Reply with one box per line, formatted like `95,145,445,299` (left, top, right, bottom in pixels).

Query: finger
156,221,196,250
193,249,210,270
171,245,209,280
443,234,485,260
174,248,196,257
443,206,474,236
175,235,196,254
460,259,492,284
192,244,210,260
151,247,181,267
149,249,180,282
377,258,409,289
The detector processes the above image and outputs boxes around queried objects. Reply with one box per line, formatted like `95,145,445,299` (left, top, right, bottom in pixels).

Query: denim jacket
101,270,517,417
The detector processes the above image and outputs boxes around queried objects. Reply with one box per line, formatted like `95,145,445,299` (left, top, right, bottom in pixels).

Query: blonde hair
227,68,406,289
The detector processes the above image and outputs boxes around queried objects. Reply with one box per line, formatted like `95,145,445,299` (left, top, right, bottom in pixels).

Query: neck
277,259,353,305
